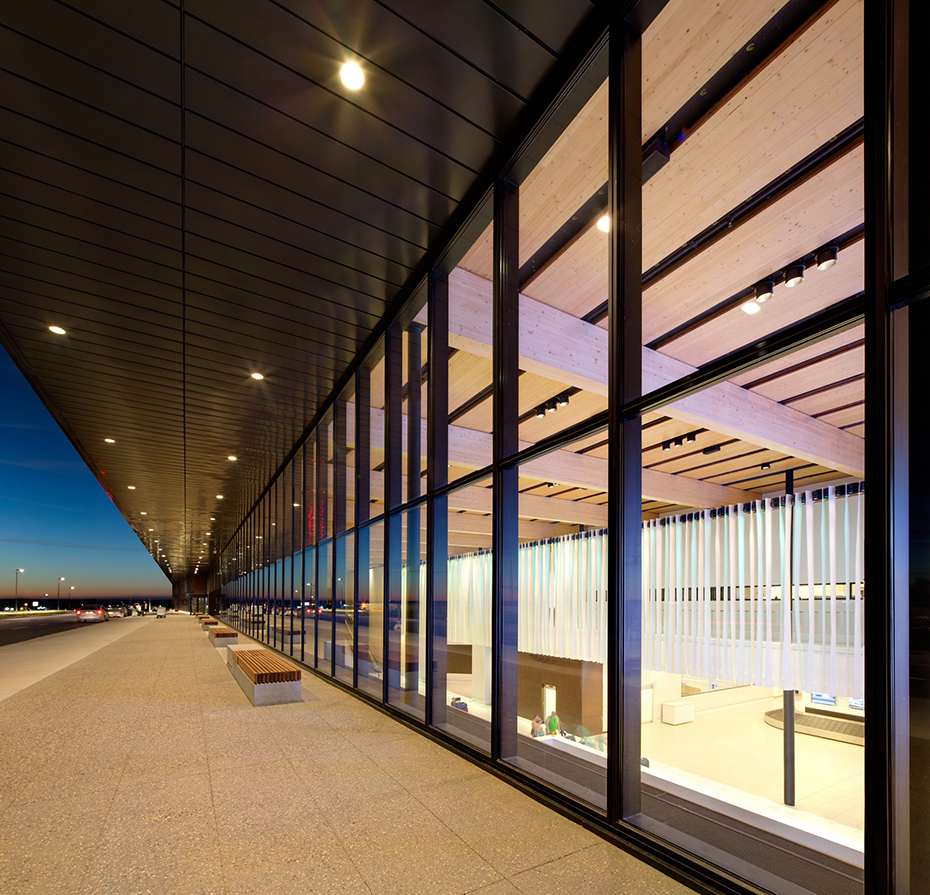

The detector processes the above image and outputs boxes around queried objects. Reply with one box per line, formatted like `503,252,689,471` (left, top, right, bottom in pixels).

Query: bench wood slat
235,649,301,684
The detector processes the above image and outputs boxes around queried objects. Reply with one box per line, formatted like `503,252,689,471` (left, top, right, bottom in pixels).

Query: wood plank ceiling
0,0,596,579
0,0,865,572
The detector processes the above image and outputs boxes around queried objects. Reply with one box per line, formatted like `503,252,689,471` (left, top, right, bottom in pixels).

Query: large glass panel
632,337,865,894
517,78,608,451
317,538,333,674
367,343,386,519
404,317,428,504
335,382,352,532
444,193,494,480
506,436,608,809
387,505,426,719
433,476,493,753
301,543,315,666
323,409,335,541
334,532,355,684
357,518,384,698
640,1,864,398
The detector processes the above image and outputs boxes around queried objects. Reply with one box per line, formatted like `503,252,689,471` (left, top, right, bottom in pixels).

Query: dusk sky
0,348,172,604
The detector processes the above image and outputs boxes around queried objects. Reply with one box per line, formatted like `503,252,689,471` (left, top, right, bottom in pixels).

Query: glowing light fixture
104,438,115,443
784,263,805,287
250,372,264,380
596,215,610,233
816,245,838,270
754,280,774,303
741,299,761,315
49,325,66,335
127,485,136,490
228,455,237,461
535,406,546,419
141,511,147,515
340,61,364,90
216,494,224,499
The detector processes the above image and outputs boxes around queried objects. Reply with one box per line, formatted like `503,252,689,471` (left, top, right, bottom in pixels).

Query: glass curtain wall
208,2,896,893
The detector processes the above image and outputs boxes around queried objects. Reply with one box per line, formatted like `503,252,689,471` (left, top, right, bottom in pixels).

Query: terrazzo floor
0,614,696,895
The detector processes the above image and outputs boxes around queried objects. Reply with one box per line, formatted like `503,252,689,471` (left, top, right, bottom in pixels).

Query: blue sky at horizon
0,349,172,604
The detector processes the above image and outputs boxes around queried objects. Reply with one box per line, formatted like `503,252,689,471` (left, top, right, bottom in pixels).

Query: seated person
451,696,469,712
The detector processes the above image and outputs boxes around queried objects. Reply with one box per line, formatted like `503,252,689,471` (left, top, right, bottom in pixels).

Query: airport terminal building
0,1,927,893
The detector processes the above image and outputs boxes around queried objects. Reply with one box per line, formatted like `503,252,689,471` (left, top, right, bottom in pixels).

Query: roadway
0,612,81,648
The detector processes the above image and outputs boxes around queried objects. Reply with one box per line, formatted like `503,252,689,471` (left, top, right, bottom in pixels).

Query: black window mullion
384,324,404,704
427,270,449,729
355,367,371,690
608,12,643,824
492,176,520,763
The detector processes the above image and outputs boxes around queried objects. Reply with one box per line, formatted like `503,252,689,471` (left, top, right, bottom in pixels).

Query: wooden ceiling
443,0,864,544
0,0,865,571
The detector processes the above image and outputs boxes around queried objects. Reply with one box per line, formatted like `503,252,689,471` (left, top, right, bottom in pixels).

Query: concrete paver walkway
0,615,695,895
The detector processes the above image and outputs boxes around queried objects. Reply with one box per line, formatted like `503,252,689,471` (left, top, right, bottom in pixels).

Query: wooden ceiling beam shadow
447,267,865,477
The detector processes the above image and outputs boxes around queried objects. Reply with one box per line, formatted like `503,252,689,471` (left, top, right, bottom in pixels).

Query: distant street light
57,577,65,611
14,568,24,609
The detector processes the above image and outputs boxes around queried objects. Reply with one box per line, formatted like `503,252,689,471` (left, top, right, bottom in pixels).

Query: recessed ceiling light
49,325,66,335
210,517,215,521
127,485,135,490
293,503,300,507
148,528,153,532
250,372,264,380
228,455,237,461
596,215,610,233
141,512,147,515
205,531,211,535
104,438,115,444
216,494,224,499
340,61,364,89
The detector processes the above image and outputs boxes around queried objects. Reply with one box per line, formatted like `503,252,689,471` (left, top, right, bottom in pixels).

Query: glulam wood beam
448,268,865,477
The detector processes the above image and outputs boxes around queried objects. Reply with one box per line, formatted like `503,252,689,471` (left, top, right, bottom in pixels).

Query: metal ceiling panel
0,0,603,578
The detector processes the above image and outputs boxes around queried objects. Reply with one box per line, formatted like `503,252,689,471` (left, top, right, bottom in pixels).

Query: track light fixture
761,462,772,471
662,441,671,451
741,299,761,315
816,245,838,270
546,400,557,413
754,280,774,303
535,406,546,419
784,263,805,287
558,393,569,407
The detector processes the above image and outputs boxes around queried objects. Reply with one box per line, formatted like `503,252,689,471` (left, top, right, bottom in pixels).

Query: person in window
451,696,469,712
546,710,561,737
531,715,546,737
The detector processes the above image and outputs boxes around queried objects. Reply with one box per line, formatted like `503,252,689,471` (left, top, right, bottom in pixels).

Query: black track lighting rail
582,118,865,327
520,0,837,298
647,222,865,350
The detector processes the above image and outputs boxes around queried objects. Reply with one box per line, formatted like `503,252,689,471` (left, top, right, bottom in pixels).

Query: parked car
75,605,110,623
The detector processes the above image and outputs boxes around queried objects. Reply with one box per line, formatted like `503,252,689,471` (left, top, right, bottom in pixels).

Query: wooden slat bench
208,625,238,647
201,618,220,630
225,645,302,706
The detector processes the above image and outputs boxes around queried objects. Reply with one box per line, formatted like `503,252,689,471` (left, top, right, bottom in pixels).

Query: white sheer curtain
444,484,864,698
642,484,865,698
